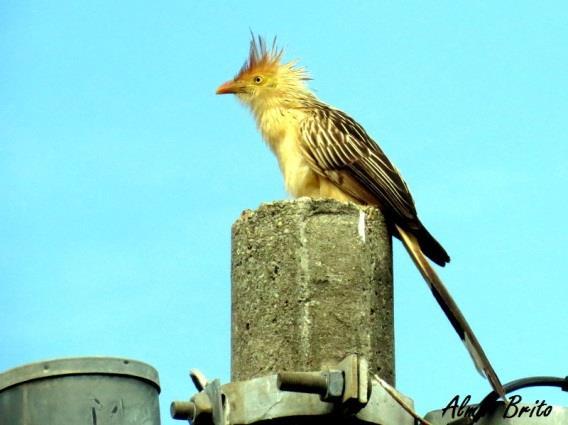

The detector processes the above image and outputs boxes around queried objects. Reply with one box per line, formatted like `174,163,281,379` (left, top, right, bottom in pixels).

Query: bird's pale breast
257,107,356,202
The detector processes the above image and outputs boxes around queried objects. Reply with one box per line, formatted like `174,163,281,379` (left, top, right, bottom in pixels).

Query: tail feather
396,224,506,400
414,222,450,267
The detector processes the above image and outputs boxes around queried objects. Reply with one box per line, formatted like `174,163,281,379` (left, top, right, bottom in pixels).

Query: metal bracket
338,353,371,407
205,379,227,425
171,355,414,425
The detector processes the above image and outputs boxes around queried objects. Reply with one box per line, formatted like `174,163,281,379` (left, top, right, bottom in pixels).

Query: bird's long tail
396,224,506,400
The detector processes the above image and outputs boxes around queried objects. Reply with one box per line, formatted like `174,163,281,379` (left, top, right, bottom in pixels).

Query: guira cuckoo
216,36,505,398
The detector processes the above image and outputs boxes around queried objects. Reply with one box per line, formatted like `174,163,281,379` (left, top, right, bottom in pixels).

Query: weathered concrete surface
231,198,394,385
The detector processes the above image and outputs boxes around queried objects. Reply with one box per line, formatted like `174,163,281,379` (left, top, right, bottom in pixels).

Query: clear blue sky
1,1,567,421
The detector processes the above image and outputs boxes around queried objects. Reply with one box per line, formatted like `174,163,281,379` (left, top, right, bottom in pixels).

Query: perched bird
216,35,505,398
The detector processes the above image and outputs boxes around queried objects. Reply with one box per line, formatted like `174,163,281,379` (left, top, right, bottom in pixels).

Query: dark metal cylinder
0,357,161,425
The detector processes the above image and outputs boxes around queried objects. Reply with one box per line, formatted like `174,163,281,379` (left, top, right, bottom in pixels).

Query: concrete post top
234,198,385,227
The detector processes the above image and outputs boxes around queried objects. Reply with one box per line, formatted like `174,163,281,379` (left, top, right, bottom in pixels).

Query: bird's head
216,35,311,111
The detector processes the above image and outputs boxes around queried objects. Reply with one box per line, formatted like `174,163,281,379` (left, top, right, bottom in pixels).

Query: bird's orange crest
235,35,284,80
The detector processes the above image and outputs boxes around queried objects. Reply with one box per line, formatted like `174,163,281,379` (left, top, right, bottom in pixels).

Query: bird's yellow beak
216,80,238,95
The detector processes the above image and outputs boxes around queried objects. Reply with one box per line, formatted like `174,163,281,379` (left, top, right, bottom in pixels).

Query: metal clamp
171,355,414,425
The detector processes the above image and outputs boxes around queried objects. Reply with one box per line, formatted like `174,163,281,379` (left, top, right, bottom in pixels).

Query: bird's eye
253,76,263,84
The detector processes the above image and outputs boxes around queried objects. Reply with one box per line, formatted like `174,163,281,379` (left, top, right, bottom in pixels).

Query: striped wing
299,106,418,224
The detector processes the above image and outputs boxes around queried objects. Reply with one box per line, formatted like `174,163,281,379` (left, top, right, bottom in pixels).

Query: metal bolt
323,370,344,400
277,370,345,401
277,371,328,396
170,401,196,420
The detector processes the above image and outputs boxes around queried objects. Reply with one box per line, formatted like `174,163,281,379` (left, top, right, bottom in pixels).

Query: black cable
448,376,568,425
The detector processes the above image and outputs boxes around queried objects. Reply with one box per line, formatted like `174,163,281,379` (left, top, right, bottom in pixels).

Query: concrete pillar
231,198,394,385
